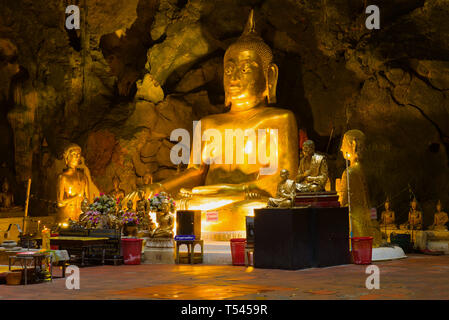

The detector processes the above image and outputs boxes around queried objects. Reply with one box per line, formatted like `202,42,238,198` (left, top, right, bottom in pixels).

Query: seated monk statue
400,197,423,230
126,10,298,235
0,178,15,210
267,169,296,208
109,175,125,202
57,144,90,223
379,197,396,229
296,140,328,192
151,198,175,238
429,200,448,231
337,130,382,247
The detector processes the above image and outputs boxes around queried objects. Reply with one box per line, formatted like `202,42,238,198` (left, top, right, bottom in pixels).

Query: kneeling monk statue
126,10,298,235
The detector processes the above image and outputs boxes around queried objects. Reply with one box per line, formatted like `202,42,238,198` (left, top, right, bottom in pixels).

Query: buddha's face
127,200,133,209
437,203,442,212
67,148,81,169
340,136,352,161
224,49,266,111
143,174,152,185
385,201,390,210
411,201,417,210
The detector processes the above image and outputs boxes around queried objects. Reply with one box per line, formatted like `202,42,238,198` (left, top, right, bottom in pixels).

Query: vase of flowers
121,211,140,237
81,194,118,230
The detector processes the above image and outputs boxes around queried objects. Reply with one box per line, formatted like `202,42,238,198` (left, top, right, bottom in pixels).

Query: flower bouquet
89,193,117,214
149,192,176,212
121,211,140,226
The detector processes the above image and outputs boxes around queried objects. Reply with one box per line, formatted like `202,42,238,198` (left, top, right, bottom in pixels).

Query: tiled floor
0,254,448,300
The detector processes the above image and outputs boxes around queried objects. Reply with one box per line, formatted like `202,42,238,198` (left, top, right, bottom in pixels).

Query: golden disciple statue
267,169,296,208
338,130,382,247
132,10,298,235
56,144,89,223
428,200,448,231
296,140,328,192
400,197,423,230
151,198,175,238
379,197,396,229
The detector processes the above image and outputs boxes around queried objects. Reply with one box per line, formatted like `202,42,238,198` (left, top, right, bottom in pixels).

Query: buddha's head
224,10,278,111
411,197,418,210
161,198,170,213
437,200,442,212
341,130,366,163
302,140,315,159
81,198,89,213
127,200,133,211
63,143,82,169
280,169,289,181
385,197,390,211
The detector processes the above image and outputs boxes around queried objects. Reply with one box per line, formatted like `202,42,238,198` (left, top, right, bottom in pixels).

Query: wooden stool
175,240,204,264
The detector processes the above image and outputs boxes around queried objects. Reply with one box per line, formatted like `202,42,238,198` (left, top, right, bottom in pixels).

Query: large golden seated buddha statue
125,10,298,238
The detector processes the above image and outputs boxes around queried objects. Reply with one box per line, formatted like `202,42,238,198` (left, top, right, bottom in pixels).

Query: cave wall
0,0,449,226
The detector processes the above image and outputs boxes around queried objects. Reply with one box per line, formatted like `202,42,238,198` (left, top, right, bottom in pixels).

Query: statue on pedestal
296,140,328,193
267,169,296,208
338,130,382,247
127,9,298,234
56,144,89,223
400,197,423,230
151,198,174,238
428,200,448,231
379,197,396,229
0,178,15,210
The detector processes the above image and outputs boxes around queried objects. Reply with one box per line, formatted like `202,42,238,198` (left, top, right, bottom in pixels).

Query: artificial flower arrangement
149,192,176,212
89,193,117,214
79,193,120,229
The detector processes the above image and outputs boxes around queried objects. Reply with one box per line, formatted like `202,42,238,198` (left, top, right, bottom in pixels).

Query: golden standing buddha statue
267,169,296,208
379,197,396,229
338,130,382,247
138,10,298,235
56,144,89,223
429,200,448,231
296,140,328,192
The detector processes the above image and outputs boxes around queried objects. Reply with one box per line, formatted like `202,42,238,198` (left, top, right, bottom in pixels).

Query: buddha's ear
267,63,278,104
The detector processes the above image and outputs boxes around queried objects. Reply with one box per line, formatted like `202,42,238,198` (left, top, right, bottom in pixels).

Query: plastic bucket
351,237,373,264
121,238,143,265
230,238,246,266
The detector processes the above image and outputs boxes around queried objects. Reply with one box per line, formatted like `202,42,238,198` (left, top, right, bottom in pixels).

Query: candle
37,220,41,233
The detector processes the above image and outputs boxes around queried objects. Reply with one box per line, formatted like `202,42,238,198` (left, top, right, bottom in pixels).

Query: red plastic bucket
351,237,373,264
230,238,246,266
121,238,143,265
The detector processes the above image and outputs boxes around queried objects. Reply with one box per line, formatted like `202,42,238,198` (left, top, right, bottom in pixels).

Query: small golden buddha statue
338,130,382,247
133,10,298,234
109,175,125,202
151,198,174,238
0,178,14,210
296,140,328,193
379,197,396,229
429,200,448,231
56,144,89,223
267,169,296,208
126,199,134,212
400,197,423,230
78,198,90,224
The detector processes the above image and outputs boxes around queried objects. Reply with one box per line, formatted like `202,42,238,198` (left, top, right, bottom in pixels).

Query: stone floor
0,254,448,300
